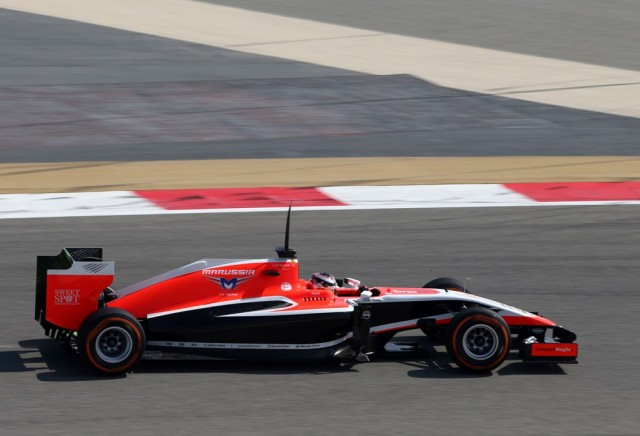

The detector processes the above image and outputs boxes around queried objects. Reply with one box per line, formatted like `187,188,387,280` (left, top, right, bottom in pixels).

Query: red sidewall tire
78,308,146,375
446,308,511,372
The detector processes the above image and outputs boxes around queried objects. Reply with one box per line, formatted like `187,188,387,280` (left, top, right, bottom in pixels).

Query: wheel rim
461,323,499,360
95,326,133,364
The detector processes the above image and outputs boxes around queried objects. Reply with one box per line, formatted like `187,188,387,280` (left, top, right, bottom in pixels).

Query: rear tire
446,308,510,372
78,308,145,375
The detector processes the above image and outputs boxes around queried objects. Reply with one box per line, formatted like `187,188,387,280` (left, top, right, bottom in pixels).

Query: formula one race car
35,209,578,375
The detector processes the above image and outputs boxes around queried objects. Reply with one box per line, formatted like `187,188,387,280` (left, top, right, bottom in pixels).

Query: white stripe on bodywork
148,287,534,320
355,290,537,319
147,334,350,351
218,306,354,317
147,295,299,319
369,313,455,333
370,318,420,333
149,295,354,319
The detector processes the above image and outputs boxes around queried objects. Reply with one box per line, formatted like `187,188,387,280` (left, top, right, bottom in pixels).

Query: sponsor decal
202,269,256,276
268,262,292,271
531,343,578,357
205,276,253,290
390,289,418,294
362,310,371,320
54,289,80,305
281,282,292,291
202,268,256,290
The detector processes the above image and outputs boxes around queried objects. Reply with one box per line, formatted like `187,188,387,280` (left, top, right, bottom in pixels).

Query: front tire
78,308,146,375
423,277,470,293
421,278,471,341
446,308,510,372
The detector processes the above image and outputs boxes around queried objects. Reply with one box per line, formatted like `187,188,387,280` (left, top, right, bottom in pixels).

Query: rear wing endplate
36,248,114,332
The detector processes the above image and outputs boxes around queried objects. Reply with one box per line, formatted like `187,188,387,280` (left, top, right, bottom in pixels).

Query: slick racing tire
78,308,146,376
446,308,511,372
423,277,470,293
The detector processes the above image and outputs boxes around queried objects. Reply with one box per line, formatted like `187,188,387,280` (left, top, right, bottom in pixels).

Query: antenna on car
275,203,297,259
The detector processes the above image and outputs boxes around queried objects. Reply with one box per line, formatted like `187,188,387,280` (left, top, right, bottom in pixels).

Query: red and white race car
35,211,578,375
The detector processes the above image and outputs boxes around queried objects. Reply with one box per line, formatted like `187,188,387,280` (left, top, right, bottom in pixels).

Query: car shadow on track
497,361,569,376
12,337,568,381
399,341,569,378
403,358,568,378
14,339,117,381
137,340,569,378
13,338,357,380
135,359,356,376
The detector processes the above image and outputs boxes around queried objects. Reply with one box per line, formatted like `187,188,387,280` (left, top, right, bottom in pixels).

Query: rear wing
36,248,114,334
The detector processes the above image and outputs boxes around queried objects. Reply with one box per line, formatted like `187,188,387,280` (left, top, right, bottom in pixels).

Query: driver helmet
311,272,337,291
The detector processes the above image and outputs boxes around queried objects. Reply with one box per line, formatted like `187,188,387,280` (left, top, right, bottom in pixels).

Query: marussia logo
202,269,256,276
202,268,256,290
205,276,253,290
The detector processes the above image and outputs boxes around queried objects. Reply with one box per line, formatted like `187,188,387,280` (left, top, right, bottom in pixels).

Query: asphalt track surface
1,1,640,435
1,3,640,167
2,208,640,435
205,0,640,71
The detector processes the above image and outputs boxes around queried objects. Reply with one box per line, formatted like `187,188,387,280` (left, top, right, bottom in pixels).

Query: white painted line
4,201,640,220
0,0,638,117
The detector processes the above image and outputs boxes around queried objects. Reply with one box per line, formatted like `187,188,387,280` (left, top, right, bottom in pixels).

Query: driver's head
311,272,337,291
